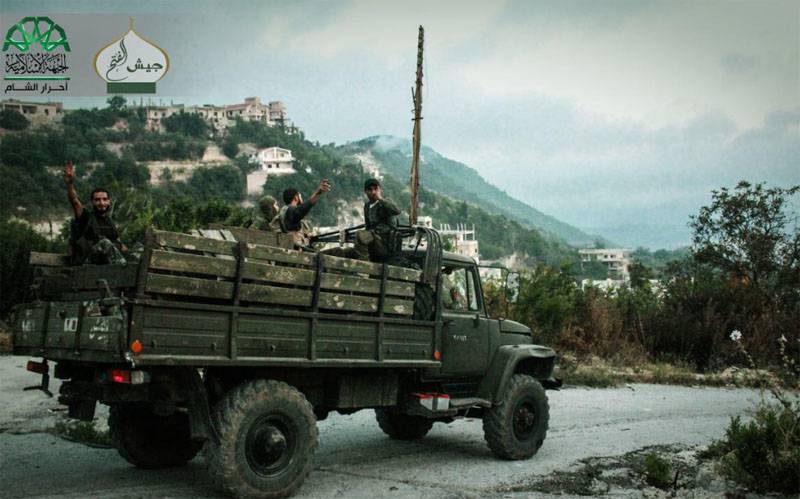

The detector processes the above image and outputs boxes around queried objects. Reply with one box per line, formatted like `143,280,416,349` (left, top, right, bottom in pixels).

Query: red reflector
27,360,48,374
110,369,131,384
130,340,143,354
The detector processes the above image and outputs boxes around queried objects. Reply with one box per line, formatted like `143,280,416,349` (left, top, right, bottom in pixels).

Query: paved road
0,355,762,498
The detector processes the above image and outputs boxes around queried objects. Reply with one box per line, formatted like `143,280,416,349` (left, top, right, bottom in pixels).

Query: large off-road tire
108,403,202,469
482,374,549,460
413,283,435,321
375,408,434,440
206,379,318,499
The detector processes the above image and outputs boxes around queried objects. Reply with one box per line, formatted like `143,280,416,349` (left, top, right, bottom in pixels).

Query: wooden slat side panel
387,266,423,282
209,226,294,249
321,255,382,275
64,265,138,291
319,273,415,298
321,254,422,282
247,245,315,266
145,274,233,300
153,230,236,255
318,292,377,313
239,283,312,307
242,261,315,286
384,298,415,316
29,252,69,267
316,293,414,316
150,250,237,278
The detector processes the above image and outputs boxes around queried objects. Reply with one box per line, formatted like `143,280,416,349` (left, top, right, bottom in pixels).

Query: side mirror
506,271,520,304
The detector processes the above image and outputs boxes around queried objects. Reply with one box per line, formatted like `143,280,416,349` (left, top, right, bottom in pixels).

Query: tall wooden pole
409,25,424,225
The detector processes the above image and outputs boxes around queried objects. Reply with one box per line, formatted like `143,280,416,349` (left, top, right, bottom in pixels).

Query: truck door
440,264,489,376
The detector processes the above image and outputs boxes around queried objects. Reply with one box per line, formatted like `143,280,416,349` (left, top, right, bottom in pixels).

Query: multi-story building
140,97,298,134
0,99,63,123
417,217,480,263
579,248,632,280
186,104,228,132
144,104,184,131
246,147,295,194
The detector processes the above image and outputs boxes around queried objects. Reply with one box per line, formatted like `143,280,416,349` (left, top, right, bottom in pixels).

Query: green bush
0,219,66,319
0,109,29,130
716,404,800,494
642,452,672,489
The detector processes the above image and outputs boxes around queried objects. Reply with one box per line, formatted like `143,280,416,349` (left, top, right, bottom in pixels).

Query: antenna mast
409,25,424,225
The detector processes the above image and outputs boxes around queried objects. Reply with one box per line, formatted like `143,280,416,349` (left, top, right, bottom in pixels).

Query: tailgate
12,299,128,362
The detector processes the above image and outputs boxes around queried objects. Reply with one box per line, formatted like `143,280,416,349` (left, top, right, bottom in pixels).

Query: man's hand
63,161,75,185
64,161,83,218
317,179,331,194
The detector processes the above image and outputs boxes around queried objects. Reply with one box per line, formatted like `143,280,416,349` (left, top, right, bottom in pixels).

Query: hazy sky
4,0,799,247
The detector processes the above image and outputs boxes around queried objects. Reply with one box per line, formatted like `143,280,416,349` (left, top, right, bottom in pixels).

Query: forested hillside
341,136,599,245
0,100,578,267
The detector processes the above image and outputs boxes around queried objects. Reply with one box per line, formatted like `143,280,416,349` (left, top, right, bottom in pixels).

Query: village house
579,248,632,280
246,147,295,194
0,99,63,123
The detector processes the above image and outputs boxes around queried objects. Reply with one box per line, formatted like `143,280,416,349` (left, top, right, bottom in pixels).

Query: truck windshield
441,266,479,312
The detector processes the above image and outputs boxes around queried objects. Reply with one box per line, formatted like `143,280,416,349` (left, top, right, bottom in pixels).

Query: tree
162,112,209,138
628,259,653,289
106,96,127,112
0,109,29,130
690,181,799,293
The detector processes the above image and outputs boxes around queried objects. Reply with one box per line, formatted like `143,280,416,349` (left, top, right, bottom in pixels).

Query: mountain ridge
341,135,600,245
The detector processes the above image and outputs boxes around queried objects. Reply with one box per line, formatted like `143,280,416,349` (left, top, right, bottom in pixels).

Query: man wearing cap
272,179,331,248
355,178,401,261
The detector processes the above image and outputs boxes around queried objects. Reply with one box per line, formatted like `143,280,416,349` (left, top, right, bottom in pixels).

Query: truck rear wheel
375,408,433,439
482,374,549,460
206,379,318,499
109,403,202,469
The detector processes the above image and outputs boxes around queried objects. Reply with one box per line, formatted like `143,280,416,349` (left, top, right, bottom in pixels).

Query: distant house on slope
246,147,295,194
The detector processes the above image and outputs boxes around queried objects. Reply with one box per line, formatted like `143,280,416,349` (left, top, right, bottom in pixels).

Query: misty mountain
341,136,599,245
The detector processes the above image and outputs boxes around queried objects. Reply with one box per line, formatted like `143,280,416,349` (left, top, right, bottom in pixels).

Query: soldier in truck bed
354,178,401,261
271,179,331,248
63,161,127,265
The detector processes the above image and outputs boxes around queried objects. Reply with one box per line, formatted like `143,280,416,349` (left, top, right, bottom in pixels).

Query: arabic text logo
3,16,71,95
94,19,168,94
2,17,70,53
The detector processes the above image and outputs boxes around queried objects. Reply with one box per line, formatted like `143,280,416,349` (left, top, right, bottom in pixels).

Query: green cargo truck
11,225,559,498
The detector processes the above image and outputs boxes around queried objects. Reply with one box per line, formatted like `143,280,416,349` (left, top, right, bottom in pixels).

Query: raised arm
307,178,331,206
63,161,83,218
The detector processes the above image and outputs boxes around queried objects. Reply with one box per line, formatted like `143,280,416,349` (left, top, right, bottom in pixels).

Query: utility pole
409,25,424,225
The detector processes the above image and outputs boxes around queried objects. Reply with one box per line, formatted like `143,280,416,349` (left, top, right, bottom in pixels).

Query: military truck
11,225,559,498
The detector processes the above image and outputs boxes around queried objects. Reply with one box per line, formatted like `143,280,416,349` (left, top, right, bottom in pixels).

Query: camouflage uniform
70,210,126,265
354,198,401,261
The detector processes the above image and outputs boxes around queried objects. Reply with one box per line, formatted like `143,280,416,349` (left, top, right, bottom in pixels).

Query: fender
477,344,557,403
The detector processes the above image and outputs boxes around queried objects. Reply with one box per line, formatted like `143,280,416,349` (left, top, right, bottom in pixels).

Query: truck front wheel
206,379,318,499
109,403,202,469
375,408,433,439
482,374,549,460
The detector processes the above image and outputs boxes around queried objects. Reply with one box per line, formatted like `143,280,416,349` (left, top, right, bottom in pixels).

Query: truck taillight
108,369,150,385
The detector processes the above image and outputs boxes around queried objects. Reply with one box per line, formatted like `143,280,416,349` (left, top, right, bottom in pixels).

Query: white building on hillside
137,97,299,134
1,99,63,123
579,248,632,280
246,147,295,194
